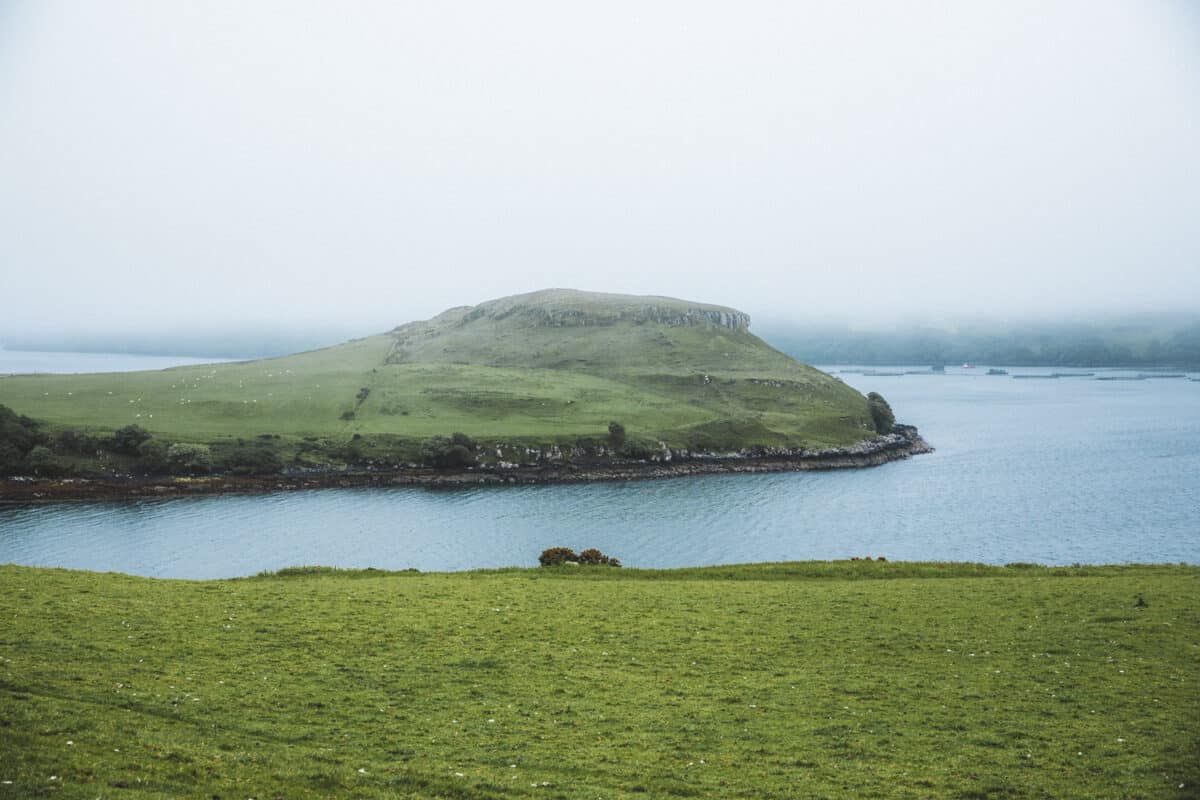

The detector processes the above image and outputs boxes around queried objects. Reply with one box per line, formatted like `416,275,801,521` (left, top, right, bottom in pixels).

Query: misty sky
2,1,1198,342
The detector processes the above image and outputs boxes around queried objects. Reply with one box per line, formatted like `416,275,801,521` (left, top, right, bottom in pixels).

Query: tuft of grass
1,561,1197,798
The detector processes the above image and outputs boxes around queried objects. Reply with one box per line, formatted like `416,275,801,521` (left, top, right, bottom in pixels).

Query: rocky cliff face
486,302,750,331
400,289,753,336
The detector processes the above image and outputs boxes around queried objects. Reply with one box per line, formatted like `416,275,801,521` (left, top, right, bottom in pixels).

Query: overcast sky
1,1,1198,343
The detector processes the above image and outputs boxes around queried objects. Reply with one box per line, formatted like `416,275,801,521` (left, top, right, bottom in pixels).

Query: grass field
0,292,881,477
1,562,1196,798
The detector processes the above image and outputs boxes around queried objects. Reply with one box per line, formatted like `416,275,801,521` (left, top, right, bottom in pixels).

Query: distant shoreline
0,427,932,503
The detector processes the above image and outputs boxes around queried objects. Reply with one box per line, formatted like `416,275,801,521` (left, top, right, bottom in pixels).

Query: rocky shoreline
0,427,932,504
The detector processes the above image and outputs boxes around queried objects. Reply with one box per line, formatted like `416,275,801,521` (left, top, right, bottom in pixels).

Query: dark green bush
539,547,578,566
540,547,621,567
166,442,213,475
578,548,621,567
55,429,103,456
618,437,656,460
608,421,626,447
421,435,478,468
0,440,25,475
442,444,475,467
27,445,65,477
134,440,170,475
867,392,895,434
220,442,283,475
111,424,152,455
0,404,48,475
0,403,46,456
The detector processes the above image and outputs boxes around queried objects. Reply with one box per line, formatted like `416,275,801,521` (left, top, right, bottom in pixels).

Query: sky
1,0,1198,346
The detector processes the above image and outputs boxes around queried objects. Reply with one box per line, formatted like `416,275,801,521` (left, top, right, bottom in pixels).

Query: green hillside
0,290,881,475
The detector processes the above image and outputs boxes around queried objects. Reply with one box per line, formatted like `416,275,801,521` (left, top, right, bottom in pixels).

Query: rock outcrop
491,304,750,331
452,290,751,331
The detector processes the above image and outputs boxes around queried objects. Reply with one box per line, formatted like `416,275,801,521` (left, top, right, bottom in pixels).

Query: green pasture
1,562,1196,798
0,313,876,457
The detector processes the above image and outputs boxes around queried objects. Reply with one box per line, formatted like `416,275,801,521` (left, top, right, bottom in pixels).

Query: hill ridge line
395,289,751,333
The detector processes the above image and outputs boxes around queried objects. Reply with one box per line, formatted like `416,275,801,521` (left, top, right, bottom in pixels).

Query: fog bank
2,1,1198,341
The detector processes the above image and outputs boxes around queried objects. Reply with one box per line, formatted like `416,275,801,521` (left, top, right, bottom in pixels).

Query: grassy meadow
1,562,1196,798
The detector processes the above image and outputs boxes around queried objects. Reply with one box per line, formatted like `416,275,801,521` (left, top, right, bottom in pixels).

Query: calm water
2,357,1198,577
0,347,231,375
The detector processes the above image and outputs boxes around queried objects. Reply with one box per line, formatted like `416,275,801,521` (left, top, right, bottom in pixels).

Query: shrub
421,435,477,468
608,421,626,447
0,440,25,475
111,424,152,455
27,445,65,477
340,410,356,421
220,442,284,475
538,547,578,566
867,392,895,434
166,442,212,475
450,432,476,450
540,547,621,567
443,444,475,467
56,430,82,453
618,437,656,460
578,548,621,567
55,429,103,456
0,403,46,456
134,440,170,475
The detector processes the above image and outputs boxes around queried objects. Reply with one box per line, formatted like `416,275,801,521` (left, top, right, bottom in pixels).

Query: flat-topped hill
387,290,796,375
418,288,751,331
0,290,914,482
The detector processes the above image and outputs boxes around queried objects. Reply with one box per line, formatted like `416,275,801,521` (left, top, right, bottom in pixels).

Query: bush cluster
0,403,48,475
538,547,621,567
607,421,625,446
55,429,105,456
111,424,152,455
166,442,213,475
420,433,477,468
0,405,297,479
578,548,620,566
867,392,896,434
617,437,655,460
219,441,284,475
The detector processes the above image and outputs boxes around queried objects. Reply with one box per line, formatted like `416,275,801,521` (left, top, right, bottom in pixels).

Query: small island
1,290,929,501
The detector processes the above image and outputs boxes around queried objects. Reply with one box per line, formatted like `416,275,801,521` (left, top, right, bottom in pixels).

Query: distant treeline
6,315,1200,368
758,316,1200,368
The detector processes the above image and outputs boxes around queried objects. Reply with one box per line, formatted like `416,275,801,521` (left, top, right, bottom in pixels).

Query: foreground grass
1,562,1197,798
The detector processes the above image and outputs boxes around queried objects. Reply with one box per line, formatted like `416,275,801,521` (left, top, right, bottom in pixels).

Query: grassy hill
0,290,883,476
1,561,1196,798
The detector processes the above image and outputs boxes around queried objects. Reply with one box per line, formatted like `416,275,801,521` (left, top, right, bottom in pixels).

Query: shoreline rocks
0,428,932,504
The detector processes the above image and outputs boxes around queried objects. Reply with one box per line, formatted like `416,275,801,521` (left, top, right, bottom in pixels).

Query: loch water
1,356,1198,578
